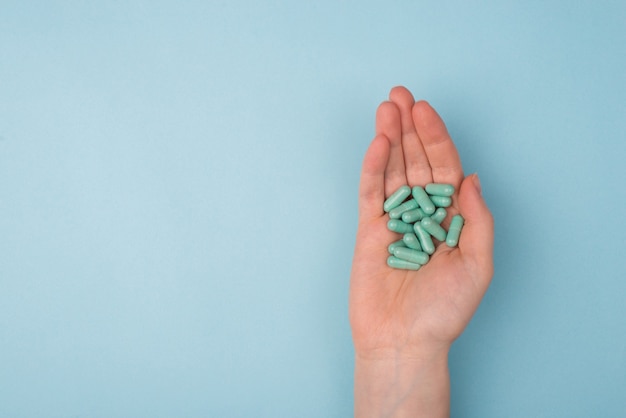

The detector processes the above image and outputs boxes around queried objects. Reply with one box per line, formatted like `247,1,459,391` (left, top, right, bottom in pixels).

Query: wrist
354,346,450,418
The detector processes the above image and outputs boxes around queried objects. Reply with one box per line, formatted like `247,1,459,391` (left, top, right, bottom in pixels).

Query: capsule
446,215,464,247
425,183,454,197
421,216,447,241
383,185,411,212
430,195,452,207
393,247,429,265
387,219,415,234
431,208,447,224
388,239,407,255
411,186,435,215
401,208,427,223
387,256,421,270
388,199,418,219
413,223,435,255
402,233,422,250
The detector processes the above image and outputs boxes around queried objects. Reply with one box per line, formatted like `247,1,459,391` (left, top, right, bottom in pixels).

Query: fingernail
472,173,482,196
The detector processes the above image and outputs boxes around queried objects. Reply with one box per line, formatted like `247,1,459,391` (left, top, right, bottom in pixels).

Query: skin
350,86,494,417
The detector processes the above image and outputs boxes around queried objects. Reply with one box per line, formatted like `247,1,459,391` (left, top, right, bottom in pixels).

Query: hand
350,87,494,417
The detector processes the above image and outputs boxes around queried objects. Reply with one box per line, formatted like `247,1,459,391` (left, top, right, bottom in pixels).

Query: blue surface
1,1,625,417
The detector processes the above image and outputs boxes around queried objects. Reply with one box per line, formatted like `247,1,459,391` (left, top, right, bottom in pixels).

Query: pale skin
350,86,494,417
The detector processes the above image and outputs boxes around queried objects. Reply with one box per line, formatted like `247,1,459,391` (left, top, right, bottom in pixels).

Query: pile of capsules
383,183,464,270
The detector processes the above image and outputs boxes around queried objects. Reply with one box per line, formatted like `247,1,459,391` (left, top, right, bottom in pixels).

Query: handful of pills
384,183,464,270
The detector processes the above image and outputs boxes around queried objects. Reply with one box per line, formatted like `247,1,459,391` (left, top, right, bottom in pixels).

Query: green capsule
421,216,447,241
446,215,464,247
388,239,407,255
388,199,418,219
425,183,454,197
387,256,421,270
411,186,435,215
413,223,435,255
387,219,415,234
431,208,447,224
402,233,422,250
383,185,411,212
401,208,427,223
430,195,452,207
393,247,429,265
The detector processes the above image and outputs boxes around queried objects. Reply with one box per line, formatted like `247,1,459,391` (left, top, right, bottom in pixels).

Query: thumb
457,173,494,281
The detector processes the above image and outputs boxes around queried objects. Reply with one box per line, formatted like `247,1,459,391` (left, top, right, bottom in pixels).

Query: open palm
350,87,494,358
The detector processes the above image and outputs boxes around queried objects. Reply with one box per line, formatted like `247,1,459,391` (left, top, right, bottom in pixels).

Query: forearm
354,347,450,418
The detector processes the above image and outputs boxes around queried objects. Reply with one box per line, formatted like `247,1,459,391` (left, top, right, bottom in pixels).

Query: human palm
350,87,494,358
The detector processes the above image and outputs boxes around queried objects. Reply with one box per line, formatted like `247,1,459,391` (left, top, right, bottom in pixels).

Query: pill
413,223,435,255
393,247,430,265
411,186,435,215
383,185,411,212
387,219,415,234
401,208,427,223
387,256,421,270
388,239,407,255
402,233,422,250
431,208,447,224
425,183,454,197
430,195,452,207
388,199,418,219
383,183,467,270
421,216,447,241
446,215,464,247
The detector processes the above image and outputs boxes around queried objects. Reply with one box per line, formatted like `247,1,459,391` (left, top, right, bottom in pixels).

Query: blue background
1,1,625,417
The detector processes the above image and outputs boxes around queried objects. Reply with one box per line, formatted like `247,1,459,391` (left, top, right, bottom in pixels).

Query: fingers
358,135,390,221
389,86,433,186
412,101,464,188
457,174,494,284
372,88,465,224
375,101,406,195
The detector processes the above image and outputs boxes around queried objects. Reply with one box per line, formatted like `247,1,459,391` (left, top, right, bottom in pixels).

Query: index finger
412,101,464,188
